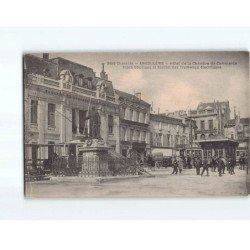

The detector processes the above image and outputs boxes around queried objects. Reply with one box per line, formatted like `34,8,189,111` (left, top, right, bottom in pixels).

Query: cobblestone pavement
25,167,247,198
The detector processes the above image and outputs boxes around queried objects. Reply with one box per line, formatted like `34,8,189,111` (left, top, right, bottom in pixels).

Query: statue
96,80,107,99
86,106,101,139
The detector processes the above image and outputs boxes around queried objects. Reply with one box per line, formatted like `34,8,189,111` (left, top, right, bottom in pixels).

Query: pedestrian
217,156,224,177
195,157,201,175
221,156,226,174
201,158,209,176
211,156,217,172
228,157,236,175
171,156,178,174
178,156,184,174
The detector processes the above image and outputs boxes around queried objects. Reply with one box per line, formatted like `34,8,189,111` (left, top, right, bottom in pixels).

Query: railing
25,152,142,179
28,74,60,88
189,110,217,116
196,128,217,133
27,74,117,103
72,85,96,97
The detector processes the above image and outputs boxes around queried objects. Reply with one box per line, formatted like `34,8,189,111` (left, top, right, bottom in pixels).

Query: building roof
197,101,229,111
224,119,236,127
24,54,58,80
240,117,250,125
114,89,150,107
224,117,250,127
150,113,184,126
194,136,239,145
50,57,93,70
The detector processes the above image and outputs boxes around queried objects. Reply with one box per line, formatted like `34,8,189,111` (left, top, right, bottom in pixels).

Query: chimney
135,92,141,100
100,63,106,79
43,53,49,60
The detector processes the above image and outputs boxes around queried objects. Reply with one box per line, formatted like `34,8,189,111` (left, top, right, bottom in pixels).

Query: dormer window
79,76,83,87
43,68,50,77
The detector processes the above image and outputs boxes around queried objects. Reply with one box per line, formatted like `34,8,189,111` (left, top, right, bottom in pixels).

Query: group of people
193,156,236,177
170,155,237,177
171,156,185,174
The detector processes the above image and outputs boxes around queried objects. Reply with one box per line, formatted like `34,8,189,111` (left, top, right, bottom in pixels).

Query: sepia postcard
23,51,250,198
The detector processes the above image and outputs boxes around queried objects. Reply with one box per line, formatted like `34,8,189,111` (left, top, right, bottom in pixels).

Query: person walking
221,156,226,174
217,156,224,177
195,157,202,175
201,158,209,176
211,156,217,172
178,156,184,174
229,157,236,175
171,156,178,174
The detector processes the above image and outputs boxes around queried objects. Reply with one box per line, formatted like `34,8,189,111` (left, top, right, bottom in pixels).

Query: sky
44,51,249,118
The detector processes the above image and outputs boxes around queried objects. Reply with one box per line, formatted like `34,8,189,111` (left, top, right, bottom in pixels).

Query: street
25,167,247,198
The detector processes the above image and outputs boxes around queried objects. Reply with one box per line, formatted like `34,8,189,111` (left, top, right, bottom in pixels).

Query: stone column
75,109,79,134
59,103,66,143
100,113,108,144
114,115,120,153
66,108,72,142
38,100,46,158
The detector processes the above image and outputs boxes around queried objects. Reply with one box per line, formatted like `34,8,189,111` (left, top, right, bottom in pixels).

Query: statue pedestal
78,139,110,177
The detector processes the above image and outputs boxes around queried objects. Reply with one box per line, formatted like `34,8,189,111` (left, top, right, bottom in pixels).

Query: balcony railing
27,74,116,103
189,110,217,116
196,128,217,133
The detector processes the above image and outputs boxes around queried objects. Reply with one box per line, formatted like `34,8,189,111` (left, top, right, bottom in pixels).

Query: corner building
24,54,120,159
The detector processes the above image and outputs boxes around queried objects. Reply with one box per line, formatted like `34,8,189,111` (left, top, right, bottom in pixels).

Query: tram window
236,151,240,156
48,141,55,159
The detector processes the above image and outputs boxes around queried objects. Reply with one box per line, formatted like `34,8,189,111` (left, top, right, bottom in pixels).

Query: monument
78,106,110,177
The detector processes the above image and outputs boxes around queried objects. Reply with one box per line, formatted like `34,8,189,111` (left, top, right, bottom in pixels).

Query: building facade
24,54,120,159
188,101,230,140
150,113,197,157
224,114,250,159
115,90,151,158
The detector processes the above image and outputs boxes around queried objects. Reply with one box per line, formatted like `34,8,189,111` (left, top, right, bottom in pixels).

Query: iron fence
25,153,142,178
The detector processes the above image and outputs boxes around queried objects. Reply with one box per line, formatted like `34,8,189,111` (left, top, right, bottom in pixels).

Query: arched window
200,134,206,140
208,133,214,139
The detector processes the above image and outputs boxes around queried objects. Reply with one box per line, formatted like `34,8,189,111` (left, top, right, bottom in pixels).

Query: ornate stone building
188,101,231,140
115,90,151,157
24,54,120,159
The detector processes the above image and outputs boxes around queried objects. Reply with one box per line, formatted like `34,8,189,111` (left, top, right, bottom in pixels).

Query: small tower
100,63,108,80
